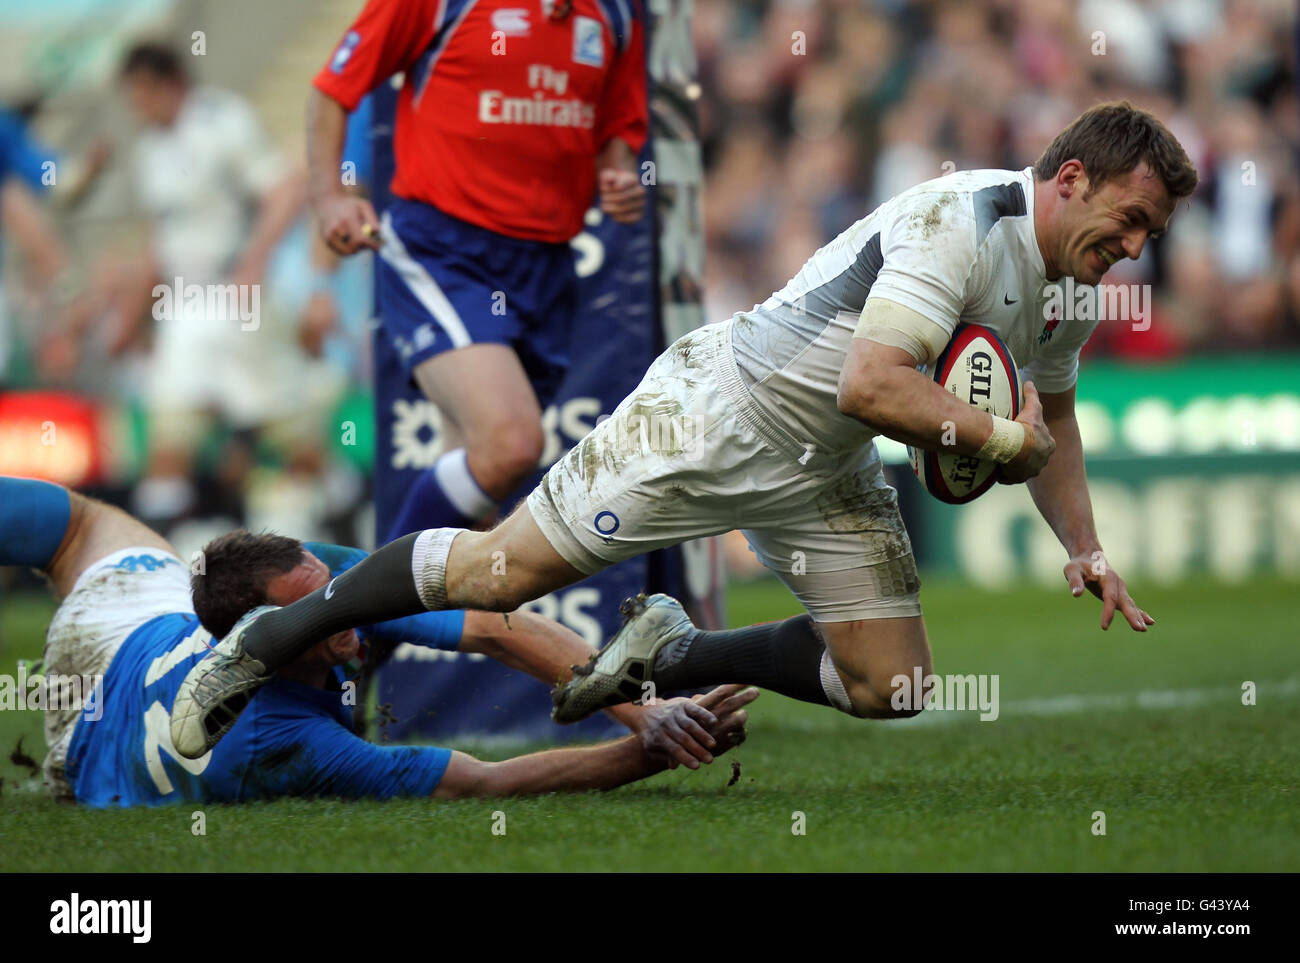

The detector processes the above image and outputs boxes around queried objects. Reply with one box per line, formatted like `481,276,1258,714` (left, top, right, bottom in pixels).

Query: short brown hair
120,42,188,84
191,530,305,638
1034,101,1198,200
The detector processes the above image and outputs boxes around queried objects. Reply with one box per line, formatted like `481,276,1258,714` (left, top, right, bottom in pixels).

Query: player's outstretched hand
694,684,757,753
1063,551,1155,632
997,381,1055,484
316,193,383,255
598,167,645,224
636,684,757,770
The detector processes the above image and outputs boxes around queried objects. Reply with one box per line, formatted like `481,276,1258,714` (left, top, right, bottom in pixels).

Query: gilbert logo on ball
908,323,1022,505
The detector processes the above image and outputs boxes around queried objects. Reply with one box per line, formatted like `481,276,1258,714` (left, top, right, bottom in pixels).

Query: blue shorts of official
376,196,576,404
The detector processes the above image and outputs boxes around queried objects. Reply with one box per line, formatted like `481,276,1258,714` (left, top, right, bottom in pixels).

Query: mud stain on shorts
657,483,690,514
573,428,628,496
813,475,911,561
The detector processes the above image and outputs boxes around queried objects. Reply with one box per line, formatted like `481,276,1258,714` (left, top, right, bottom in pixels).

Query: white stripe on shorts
378,210,473,349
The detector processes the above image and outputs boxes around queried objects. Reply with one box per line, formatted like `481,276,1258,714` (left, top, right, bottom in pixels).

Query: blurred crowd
695,0,1300,355
0,0,1295,545
0,30,371,551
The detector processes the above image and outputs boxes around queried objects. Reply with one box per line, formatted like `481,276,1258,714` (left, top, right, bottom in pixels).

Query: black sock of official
241,532,427,670
652,614,832,707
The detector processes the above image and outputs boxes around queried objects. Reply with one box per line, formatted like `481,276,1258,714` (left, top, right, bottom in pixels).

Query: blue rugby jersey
64,545,464,807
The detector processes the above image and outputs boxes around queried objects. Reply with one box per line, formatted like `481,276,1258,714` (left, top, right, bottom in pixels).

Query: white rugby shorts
147,304,343,437
42,547,193,799
527,320,921,622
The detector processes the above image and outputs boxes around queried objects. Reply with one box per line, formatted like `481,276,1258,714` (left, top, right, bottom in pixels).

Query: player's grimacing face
263,552,360,666
1059,162,1175,284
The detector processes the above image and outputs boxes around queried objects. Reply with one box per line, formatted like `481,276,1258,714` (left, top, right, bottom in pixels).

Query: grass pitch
1,574,1296,872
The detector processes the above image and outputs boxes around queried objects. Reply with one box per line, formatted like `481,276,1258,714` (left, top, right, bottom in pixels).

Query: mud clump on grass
9,735,39,776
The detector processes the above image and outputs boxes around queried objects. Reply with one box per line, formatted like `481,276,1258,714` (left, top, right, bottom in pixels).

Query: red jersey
314,0,647,243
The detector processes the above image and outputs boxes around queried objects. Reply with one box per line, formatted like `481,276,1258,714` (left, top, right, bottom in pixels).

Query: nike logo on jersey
324,579,338,600
1003,294,1017,305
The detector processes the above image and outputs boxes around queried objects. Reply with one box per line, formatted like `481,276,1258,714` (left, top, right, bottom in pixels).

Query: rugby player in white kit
172,102,1199,759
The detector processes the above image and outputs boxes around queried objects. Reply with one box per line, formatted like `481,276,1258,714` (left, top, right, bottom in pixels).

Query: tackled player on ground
0,476,751,806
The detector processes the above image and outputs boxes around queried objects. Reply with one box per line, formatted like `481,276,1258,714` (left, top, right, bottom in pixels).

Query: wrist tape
976,417,1029,463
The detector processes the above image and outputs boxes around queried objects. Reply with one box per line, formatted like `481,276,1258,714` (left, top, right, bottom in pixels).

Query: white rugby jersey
729,167,1099,453
133,87,286,283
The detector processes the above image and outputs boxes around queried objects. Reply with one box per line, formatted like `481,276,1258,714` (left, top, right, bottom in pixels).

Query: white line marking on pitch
983,676,1299,721
771,677,1300,730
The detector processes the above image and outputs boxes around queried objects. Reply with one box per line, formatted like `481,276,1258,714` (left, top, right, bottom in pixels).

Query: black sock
652,614,831,706
242,532,427,670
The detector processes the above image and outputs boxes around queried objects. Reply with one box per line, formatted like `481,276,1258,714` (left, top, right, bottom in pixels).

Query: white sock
434,448,496,520
411,527,463,610
819,650,854,714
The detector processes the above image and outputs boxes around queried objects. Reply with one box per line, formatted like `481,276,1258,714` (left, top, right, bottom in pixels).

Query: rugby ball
908,323,1022,504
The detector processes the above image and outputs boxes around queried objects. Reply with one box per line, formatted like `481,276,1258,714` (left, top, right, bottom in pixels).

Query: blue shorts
375,197,576,404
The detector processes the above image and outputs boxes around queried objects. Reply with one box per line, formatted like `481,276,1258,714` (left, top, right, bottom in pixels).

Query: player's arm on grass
432,685,756,798
839,298,1053,479
1027,386,1154,632
460,610,733,769
306,540,727,767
